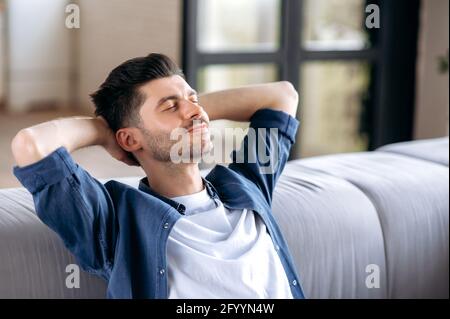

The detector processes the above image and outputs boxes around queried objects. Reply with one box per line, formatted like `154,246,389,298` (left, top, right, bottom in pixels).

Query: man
11,53,305,299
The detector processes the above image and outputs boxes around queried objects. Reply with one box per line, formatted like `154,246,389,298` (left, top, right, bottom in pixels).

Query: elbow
11,129,40,167
281,81,299,102
277,81,299,117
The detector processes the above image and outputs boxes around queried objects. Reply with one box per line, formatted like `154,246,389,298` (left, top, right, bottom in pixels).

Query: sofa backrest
0,138,448,298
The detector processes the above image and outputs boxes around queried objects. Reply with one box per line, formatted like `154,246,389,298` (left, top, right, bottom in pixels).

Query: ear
116,127,142,153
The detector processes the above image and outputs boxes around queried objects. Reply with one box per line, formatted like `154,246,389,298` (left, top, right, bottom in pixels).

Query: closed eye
164,104,177,111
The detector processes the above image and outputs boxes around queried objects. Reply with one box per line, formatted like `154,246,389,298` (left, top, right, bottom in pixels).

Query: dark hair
91,53,184,132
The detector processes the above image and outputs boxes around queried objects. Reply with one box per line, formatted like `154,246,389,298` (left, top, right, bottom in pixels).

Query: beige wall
7,0,72,112
76,0,181,112
0,1,5,104
414,0,449,139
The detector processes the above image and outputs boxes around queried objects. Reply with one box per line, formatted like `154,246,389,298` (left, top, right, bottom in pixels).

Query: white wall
414,0,449,139
76,0,181,111
7,0,72,112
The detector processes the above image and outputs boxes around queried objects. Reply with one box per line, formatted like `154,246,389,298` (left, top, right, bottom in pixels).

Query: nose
179,99,203,121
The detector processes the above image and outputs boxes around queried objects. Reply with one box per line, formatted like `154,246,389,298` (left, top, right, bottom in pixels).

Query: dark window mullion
281,0,301,86
182,0,199,89
196,52,281,66
284,0,302,159
371,0,420,148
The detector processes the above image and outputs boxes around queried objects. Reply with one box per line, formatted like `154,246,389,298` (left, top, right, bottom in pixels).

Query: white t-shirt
167,186,293,299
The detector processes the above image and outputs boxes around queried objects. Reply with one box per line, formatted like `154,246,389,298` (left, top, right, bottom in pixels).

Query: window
197,0,280,53
183,0,420,159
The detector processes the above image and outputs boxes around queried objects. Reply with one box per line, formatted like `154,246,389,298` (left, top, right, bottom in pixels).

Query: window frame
182,0,421,156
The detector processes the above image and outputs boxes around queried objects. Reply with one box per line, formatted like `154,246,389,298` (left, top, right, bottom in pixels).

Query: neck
140,158,204,198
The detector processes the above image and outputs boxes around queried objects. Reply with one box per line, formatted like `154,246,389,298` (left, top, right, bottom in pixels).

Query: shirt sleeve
228,108,300,207
13,147,117,279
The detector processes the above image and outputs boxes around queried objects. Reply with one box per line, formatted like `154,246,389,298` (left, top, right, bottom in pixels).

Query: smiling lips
187,122,208,133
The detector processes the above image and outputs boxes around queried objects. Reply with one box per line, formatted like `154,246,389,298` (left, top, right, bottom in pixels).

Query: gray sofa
0,138,448,299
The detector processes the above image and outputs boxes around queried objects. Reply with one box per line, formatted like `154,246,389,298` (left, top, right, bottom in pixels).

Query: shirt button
275,245,280,251
178,205,186,214
292,280,297,286
159,269,165,275
163,223,169,229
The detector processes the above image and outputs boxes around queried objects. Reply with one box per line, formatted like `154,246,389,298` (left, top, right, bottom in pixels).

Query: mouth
187,122,208,133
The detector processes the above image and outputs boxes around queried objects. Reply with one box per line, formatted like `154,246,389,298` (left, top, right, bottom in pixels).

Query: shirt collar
138,176,220,215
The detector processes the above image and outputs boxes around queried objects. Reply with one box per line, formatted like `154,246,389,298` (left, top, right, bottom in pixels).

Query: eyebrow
156,89,198,108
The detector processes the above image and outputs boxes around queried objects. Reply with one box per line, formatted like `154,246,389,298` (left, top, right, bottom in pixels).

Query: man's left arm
199,81,300,207
199,81,299,121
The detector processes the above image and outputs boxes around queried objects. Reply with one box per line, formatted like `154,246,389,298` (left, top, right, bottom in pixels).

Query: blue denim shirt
13,108,305,299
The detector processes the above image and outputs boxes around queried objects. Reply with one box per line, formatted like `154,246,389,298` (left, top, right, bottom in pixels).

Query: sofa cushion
272,165,387,298
298,151,449,298
377,137,449,166
0,188,107,298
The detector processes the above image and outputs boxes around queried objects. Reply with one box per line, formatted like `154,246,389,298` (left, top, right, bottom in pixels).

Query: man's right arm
10,116,130,278
11,116,136,167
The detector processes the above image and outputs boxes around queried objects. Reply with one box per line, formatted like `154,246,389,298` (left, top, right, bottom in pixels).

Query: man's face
136,75,212,162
